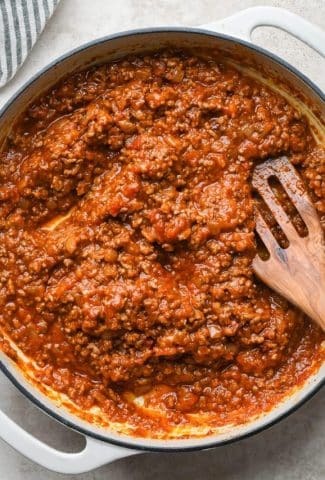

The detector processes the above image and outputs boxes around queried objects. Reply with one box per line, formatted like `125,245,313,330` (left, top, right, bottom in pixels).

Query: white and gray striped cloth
0,0,60,87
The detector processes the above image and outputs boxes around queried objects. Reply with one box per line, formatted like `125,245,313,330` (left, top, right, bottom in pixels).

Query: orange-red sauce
0,51,324,438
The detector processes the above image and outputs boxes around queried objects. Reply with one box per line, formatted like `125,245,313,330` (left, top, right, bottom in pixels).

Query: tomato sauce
0,51,324,438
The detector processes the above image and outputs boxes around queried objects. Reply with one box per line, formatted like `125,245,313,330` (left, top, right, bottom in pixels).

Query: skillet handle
0,409,138,474
200,6,325,57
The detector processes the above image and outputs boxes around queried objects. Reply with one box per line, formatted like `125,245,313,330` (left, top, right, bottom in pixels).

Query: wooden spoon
252,156,325,331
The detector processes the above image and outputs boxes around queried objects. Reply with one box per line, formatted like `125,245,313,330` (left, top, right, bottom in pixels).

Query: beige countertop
0,1,324,479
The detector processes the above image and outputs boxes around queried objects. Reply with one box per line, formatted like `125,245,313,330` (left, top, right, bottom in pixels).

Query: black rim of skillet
0,27,324,453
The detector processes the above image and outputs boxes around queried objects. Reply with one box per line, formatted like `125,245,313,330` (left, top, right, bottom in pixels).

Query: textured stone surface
0,0,324,478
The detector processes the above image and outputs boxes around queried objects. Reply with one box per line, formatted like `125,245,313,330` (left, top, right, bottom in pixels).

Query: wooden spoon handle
253,244,325,332
300,273,325,331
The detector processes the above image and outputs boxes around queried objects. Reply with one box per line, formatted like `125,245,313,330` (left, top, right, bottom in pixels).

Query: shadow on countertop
0,373,324,480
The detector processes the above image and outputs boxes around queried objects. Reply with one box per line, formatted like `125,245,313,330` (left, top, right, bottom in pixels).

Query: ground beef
0,51,324,438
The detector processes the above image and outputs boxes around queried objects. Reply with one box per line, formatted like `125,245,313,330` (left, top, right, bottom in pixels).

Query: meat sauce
0,51,324,438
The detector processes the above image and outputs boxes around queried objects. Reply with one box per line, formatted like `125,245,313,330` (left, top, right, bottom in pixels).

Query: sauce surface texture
0,52,324,438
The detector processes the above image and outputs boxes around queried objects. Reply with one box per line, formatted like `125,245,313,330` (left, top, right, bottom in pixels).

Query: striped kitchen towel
0,0,60,87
